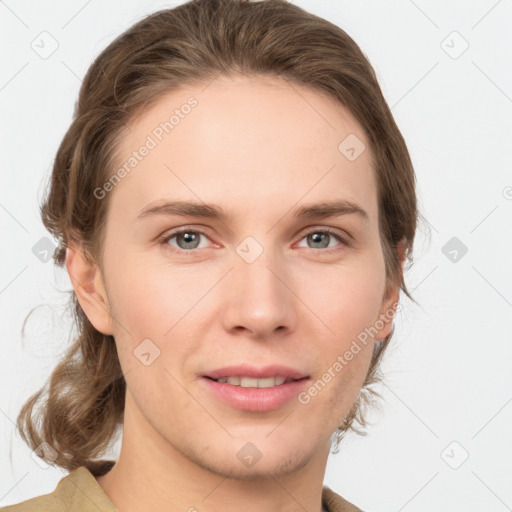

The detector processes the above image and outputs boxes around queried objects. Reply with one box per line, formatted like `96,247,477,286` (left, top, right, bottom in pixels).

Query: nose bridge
235,234,285,300
222,234,296,335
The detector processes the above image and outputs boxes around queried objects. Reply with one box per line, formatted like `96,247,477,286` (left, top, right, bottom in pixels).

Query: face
74,74,400,479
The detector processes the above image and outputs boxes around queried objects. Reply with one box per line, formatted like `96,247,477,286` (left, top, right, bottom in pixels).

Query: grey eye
306,232,331,249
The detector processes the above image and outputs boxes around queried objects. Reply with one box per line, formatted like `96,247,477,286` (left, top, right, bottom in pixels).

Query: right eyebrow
137,200,225,221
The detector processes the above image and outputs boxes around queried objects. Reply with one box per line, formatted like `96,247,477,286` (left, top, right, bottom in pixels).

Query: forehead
110,74,378,224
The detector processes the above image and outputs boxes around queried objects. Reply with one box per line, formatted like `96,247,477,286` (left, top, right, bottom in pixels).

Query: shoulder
0,493,64,512
0,464,118,512
322,485,365,512
0,480,67,512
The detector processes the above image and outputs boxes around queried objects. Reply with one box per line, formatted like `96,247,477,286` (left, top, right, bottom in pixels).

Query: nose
220,248,298,339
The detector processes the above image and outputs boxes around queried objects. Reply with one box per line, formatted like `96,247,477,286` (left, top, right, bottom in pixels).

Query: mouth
200,374,310,412
203,375,304,387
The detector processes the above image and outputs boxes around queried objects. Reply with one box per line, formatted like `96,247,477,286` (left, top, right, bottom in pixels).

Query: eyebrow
136,199,369,223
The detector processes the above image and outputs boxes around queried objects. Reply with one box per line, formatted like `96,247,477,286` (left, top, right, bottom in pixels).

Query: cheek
301,258,384,403
103,253,210,380
306,257,386,342
106,254,199,333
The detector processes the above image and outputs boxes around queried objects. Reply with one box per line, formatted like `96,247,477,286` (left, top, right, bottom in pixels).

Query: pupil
310,233,328,248
180,232,199,249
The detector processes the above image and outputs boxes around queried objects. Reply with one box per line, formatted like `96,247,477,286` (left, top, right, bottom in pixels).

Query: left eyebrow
136,199,369,223
292,200,369,223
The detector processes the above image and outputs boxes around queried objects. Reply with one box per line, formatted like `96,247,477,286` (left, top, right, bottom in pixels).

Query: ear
373,237,407,340
65,243,113,335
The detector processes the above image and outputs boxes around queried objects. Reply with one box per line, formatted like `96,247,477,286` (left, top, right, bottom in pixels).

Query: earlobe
374,237,407,340
65,244,113,335
374,286,400,341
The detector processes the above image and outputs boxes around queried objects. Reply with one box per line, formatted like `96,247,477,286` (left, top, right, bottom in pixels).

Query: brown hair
16,0,424,474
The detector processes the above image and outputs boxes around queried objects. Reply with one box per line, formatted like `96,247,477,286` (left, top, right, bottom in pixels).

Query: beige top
0,463,363,512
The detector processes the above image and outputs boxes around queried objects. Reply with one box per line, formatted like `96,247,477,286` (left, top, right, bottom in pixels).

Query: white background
1,1,511,511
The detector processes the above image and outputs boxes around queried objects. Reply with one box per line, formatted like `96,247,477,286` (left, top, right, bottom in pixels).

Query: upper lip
203,364,309,381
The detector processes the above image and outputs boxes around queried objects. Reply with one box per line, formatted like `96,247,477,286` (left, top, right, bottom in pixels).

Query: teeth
215,376,288,387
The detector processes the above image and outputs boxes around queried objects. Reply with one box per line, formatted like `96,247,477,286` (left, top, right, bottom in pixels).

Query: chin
205,451,312,481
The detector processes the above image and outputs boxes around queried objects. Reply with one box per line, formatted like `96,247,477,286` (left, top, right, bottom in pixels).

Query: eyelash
159,227,349,255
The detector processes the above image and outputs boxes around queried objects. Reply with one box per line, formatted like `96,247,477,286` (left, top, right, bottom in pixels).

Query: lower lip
201,377,310,412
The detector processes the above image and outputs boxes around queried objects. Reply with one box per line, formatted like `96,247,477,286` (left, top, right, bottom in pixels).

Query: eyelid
299,226,350,243
296,226,350,251
159,227,214,251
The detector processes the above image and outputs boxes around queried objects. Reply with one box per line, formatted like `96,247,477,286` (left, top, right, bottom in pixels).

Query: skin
66,74,404,512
